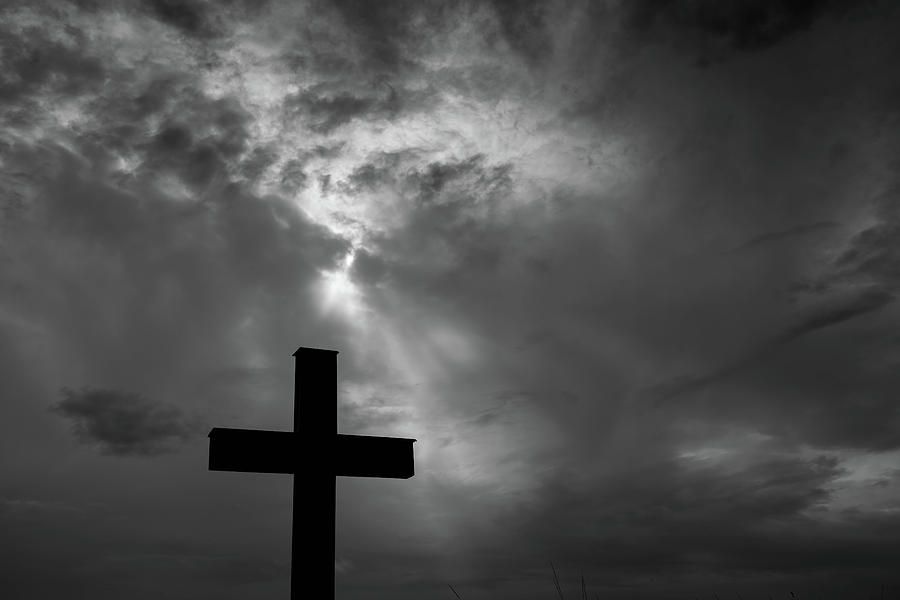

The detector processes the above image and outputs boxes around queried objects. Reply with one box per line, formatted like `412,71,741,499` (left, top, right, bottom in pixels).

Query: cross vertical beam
291,347,338,600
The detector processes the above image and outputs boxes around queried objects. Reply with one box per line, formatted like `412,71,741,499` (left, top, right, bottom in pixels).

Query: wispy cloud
649,287,895,404
726,221,839,254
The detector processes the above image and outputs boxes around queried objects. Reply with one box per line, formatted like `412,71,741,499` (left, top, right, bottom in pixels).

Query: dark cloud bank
2,1,900,599
52,387,199,456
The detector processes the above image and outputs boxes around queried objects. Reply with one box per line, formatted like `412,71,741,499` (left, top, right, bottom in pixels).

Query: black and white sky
2,1,900,598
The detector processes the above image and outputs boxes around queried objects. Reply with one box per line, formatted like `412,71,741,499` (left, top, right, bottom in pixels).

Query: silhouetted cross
208,347,416,600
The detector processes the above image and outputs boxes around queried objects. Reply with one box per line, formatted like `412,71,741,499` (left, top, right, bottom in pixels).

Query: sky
2,0,900,598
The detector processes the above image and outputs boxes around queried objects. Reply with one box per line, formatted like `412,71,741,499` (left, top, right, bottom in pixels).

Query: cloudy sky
2,0,900,598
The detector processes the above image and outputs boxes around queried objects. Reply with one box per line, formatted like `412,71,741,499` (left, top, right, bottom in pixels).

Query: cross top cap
292,346,340,356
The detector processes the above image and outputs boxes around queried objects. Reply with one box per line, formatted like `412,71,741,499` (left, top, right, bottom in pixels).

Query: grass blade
550,562,565,600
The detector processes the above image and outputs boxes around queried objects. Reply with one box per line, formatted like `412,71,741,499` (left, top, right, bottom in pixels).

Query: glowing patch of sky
677,427,900,519
676,427,778,466
825,448,900,515
1,1,630,551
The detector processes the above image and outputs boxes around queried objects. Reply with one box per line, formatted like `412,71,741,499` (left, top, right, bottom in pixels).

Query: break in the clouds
51,387,199,456
2,1,900,599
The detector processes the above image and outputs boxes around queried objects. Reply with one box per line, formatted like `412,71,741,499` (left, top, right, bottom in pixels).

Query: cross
207,347,416,600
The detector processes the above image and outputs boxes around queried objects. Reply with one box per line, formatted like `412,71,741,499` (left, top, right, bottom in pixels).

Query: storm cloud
52,387,199,456
2,1,900,599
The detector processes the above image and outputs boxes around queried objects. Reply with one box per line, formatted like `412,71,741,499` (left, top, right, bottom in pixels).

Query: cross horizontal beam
208,427,416,478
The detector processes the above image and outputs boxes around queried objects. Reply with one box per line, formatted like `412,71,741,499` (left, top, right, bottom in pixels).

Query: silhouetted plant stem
550,562,565,600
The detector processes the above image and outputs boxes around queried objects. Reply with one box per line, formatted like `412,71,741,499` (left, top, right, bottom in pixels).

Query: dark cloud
291,92,381,134
3,1,900,599
777,286,894,343
0,24,104,108
648,287,895,404
51,387,199,455
412,446,900,597
326,0,407,68
727,221,839,253
323,0,447,71
644,294,900,453
516,453,843,564
239,145,279,181
277,158,309,194
490,0,552,64
623,0,844,62
283,82,407,134
348,153,514,296
144,0,217,37
134,94,253,189
340,149,418,194
831,199,900,290
412,154,511,204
